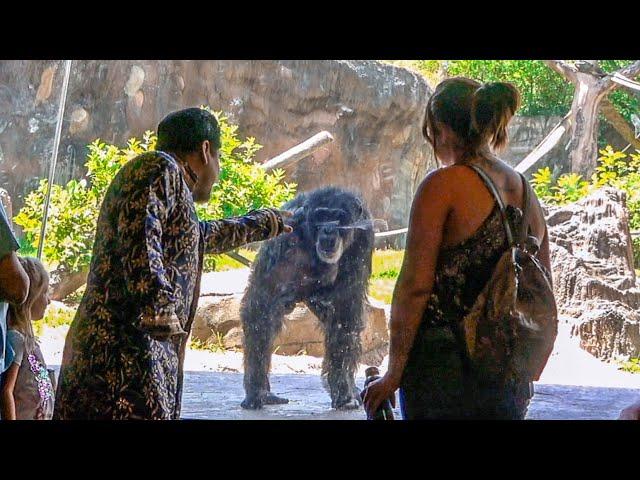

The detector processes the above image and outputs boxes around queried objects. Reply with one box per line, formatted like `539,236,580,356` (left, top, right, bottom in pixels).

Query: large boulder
192,270,389,366
0,60,434,232
547,187,640,361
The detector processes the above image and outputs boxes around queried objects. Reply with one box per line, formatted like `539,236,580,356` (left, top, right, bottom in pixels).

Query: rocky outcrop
192,294,389,366
547,187,640,361
191,270,390,365
0,60,434,232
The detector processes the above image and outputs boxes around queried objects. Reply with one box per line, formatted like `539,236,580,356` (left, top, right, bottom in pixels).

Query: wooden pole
261,131,334,172
515,113,571,174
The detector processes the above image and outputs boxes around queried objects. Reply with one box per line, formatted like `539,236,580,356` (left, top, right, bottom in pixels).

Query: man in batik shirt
54,108,291,420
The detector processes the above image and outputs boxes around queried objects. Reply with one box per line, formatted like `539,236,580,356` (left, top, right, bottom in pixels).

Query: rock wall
547,188,640,361
0,60,434,231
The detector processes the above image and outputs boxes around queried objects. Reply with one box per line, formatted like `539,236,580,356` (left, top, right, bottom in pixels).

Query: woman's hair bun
471,82,521,151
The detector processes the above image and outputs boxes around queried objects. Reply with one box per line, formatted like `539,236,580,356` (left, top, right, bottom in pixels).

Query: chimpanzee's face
308,207,354,265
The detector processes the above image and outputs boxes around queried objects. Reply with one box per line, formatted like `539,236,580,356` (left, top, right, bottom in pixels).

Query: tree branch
616,60,640,80
600,97,640,151
544,60,577,82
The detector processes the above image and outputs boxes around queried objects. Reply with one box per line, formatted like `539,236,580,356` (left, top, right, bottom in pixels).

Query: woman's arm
538,225,553,288
619,399,640,420
0,362,19,420
364,169,452,415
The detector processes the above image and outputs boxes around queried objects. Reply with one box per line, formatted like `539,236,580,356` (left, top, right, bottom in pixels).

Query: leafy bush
188,334,229,354
15,132,156,274
384,60,640,149
446,60,575,117
33,302,76,337
14,110,296,276
619,358,640,374
532,146,640,267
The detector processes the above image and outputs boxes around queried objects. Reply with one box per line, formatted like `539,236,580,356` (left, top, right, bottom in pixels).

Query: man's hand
276,209,293,234
618,400,640,420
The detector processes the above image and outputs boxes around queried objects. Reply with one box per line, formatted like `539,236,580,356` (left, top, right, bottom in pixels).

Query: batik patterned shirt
53,151,285,420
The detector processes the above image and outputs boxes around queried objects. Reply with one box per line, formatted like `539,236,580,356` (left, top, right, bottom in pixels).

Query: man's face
192,141,220,203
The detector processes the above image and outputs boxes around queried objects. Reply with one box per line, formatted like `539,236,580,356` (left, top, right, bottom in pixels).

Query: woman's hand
618,400,640,420
363,373,399,418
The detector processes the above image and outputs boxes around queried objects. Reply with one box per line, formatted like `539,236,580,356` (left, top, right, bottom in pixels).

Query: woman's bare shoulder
417,165,474,189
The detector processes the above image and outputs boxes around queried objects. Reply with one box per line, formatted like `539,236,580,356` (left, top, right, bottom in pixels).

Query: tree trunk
567,74,608,178
544,60,640,177
50,268,88,301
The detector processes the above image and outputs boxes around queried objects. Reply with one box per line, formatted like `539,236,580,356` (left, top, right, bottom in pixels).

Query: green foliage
533,146,640,267
445,60,574,116
618,358,640,374
531,167,554,200
203,248,257,273
33,303,75,337
531,167,590,205
371,249,402,280
196,109,297,220
554,173,591,204
369,249,405,304
189,334,228,354
17,234,37,257
15,178,99,273
599,61,640,125
14,132,155,274
385,60,639,127
14,110,296,276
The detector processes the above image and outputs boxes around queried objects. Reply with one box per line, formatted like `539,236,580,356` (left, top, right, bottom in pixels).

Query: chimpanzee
240,186,375,410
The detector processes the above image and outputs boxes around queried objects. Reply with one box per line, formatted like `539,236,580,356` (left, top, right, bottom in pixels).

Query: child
0,257,54,420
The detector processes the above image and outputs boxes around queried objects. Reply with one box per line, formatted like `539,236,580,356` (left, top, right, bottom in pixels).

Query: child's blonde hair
8,257,49,352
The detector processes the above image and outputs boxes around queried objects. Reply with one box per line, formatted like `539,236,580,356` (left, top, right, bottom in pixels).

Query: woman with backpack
363,77,556,420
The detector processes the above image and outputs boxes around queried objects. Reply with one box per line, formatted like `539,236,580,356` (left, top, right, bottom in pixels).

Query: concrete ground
178,371,639,420
42,314,640,420
45,366,639,420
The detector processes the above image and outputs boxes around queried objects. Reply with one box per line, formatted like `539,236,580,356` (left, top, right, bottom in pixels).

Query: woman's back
439,156,545,249
401,159,535,419
363,77,554,421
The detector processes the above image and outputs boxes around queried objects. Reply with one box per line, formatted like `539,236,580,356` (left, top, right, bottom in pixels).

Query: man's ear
201,140,211,165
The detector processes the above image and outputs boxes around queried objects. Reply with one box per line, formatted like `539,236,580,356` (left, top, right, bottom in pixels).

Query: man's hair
156,107,221,153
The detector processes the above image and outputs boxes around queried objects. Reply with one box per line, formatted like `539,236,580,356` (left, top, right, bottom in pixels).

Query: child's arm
0,363,19,420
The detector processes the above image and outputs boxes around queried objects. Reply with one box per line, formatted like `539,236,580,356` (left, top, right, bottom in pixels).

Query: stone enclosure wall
0,60,434,233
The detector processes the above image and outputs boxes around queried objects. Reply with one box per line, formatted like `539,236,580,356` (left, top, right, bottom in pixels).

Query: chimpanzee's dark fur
240,187,375,410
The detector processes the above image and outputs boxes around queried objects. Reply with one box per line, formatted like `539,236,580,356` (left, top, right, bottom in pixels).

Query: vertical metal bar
37,59,72,260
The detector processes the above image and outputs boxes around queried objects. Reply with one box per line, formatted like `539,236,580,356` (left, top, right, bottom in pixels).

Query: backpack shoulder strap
518,172,532,245
467,164,515,247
